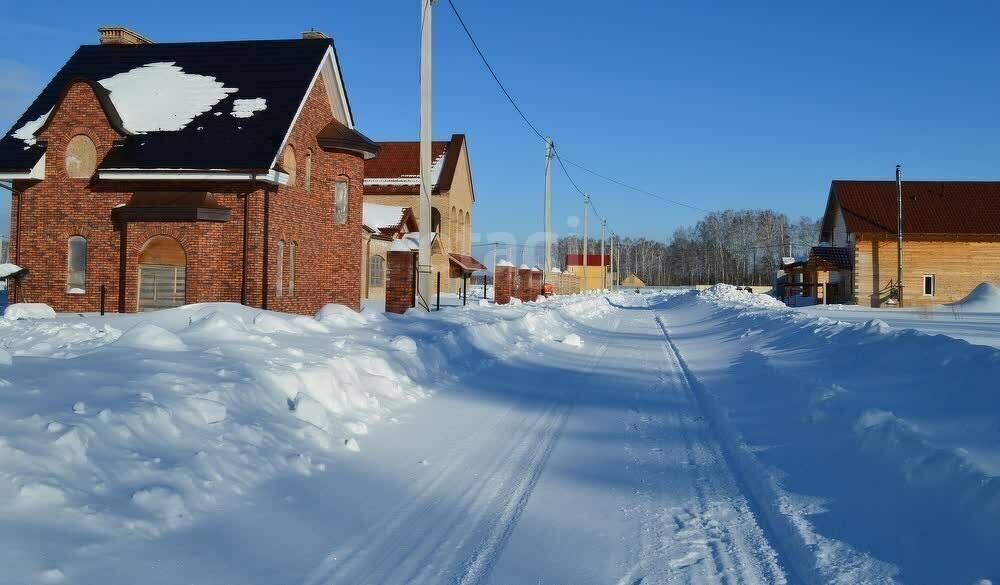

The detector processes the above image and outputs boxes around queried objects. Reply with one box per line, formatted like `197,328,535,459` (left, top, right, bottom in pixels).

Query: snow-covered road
298,295,786,585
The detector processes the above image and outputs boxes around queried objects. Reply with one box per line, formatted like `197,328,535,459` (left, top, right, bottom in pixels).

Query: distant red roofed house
363,134,480,294
564,254,613,292
806,180,1000,307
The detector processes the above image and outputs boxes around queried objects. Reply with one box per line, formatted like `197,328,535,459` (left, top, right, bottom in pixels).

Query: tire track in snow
651,309,793,584
302,317,620,585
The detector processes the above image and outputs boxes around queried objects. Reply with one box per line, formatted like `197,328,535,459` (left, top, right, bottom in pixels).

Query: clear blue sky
3,0,1000,252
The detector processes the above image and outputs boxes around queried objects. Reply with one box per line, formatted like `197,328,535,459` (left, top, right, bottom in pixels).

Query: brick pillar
530,268,542,301
386,247,416,314
495,263,515,304
518,266,532,302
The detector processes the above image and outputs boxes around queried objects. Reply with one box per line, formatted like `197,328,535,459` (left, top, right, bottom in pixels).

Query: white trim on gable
267,45,354,171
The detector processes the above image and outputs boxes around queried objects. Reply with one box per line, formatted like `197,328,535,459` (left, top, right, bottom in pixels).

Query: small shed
621,273,645,287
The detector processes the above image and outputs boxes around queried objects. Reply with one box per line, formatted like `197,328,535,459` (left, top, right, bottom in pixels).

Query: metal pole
436,270,441,311
462,274,467,306
491,242,497,300
896,164,904,308
417,0,435,311
543,137,553,278
609,232,615,292
582,193,589,292
600,218,607,290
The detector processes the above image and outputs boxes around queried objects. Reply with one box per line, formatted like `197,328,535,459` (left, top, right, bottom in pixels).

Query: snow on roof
363,149,448,187
0,263,25,278
12,110,51,145
230,97,267,119
389,239,411,252
98,62,238,133
402,232,438,250
363,203,406,232
496,260,514,267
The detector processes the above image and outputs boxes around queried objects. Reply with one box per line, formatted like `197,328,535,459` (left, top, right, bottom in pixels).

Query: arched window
431,208,441,233
458,210,465,252
465,211,471,252
65,135,97,178
137,236,186,311
450,206,457,247
67,236,87,293
288,241,296,297
283,146,297,186
334,178,348,224
304,150,312,192
369,255,385,287
276,240,284,296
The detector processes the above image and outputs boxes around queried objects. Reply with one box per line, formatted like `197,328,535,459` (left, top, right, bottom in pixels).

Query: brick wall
386,249,416,314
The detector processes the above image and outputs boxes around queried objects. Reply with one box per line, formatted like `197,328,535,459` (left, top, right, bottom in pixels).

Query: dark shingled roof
0,38,338,172
827,180,1000,236
810,246,852,269
364,134,465,194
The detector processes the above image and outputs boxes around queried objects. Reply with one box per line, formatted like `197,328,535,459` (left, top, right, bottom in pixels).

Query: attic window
65,135,97,178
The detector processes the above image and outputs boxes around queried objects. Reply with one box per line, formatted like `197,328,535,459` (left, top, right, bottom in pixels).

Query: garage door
138,265,186,312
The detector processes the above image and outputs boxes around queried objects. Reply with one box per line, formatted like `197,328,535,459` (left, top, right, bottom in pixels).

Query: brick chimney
301,29,330,40
98,26,153,45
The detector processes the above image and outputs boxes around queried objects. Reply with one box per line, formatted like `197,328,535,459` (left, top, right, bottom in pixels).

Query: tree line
554,209,821,286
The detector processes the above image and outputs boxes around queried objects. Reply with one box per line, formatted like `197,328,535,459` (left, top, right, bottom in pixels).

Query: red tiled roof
449,253,487,272
565,254,611,267
363,134,465,195
828,180,1000,236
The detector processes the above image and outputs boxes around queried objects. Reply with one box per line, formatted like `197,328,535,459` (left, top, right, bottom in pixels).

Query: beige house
816,180,1000,307
363,134,478,294
621,273,646,287
564,254,614,292
361,203,417,300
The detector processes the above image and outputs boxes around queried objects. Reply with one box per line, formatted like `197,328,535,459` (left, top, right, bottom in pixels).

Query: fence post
386,242,417,314
495,261,515,304
100,284,106,316
436,271,441,311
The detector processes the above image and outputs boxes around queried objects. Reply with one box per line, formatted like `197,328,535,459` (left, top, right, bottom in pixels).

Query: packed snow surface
98,62,237,132
0,288,997,584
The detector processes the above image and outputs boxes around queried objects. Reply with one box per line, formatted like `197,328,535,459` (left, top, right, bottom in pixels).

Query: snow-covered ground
1,287,997,584
798,282,1000,349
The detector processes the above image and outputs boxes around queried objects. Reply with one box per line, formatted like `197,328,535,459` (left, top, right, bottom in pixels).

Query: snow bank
0,295,615,582
3,303,56,320
656,286,1000,583
946,282,1000,313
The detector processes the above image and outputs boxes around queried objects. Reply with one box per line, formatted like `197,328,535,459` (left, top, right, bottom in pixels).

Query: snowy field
1,287,997,584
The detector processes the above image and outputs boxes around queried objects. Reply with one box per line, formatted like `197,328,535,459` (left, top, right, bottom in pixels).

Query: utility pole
609,232,615,292
417,0,436,311
896,164,904,308
600,217,607,290
582,193,590,293
543,137,553,278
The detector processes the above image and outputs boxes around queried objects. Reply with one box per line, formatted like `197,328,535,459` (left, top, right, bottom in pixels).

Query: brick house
810,180,1000,307
361,203,417,301
0,27,378,314
363,134,481,294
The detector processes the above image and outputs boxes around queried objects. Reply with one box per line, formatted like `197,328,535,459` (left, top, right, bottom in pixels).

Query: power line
445,0,547,142
560,157,711,213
